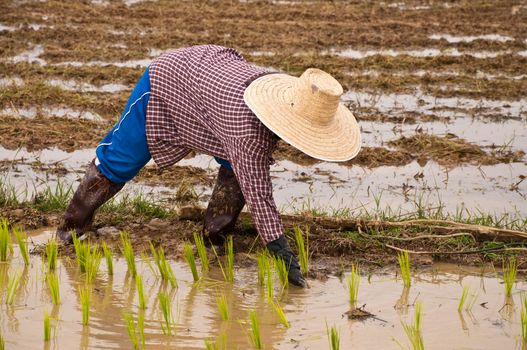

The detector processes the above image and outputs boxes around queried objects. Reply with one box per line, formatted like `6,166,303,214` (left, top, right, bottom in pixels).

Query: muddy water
0,229,525,349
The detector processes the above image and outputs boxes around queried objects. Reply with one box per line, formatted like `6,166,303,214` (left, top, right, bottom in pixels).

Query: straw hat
244,68,361,162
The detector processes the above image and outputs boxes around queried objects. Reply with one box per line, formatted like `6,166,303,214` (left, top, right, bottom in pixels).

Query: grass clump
271,301,289,328
149,242,177,288
397,251,411,288
348,264,360,306
79,285,91,326
503,258,517,297
136,274,146,310
33,179,73,212
46,272,60,305
85,246,102,284
211,236,234,282
44,309,52,342
13,226,29,266
158,292,175,336
326,323,340,350
273,256,289,290
0,219,12,262
183,242,200,282
102,242,113,276
45,238,58,272
72,233,88,273
120,231,137,277
401,301,424,350
265,256,274,301
5,269,22,305
248,310,262,349
193,232,209,273
294,226,309,275
216,294,229,321
123,312,143,349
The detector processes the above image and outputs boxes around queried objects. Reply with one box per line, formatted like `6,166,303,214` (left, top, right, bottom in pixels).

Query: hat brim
244,73,361,162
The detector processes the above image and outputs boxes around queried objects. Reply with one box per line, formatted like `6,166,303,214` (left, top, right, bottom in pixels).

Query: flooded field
0,228,526,349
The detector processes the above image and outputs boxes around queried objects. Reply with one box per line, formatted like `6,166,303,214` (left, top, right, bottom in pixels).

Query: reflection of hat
244,68,361,162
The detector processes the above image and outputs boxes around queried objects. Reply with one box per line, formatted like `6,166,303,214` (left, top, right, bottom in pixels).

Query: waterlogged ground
0,229,525,349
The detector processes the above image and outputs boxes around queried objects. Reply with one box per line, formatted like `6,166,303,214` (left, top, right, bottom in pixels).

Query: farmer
56,45,361,287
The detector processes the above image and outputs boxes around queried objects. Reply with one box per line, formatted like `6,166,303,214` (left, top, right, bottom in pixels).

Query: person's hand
266,235,306,288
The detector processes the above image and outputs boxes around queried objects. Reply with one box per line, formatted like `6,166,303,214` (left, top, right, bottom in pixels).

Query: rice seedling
158,292,175,336
294,226,309,275
326,323,340,350
45,238,58,271
466,291,478,312
265,256,274,301
85,246,102,284
193,232,209,273
183,242,200,282
138,310,145,348
0,219,12,262
204,335,226,350
0,330,4,350
149,242,177,288
102,242,113,276
348,264,360,306
458,285,469,312
211,236,234,282
44,309,51,342
136,274,146,309
216,294,229,321
271,301,289,328
401,301,424,350
5,269,22,305
46,272,60,305
521,294,527,345
13,226,29,266
273,256,289,289
256,251,267,287
397,251,411,288
120,231,137,277
248,310,262,349
503,258,517,297
123,312,140,349
72,233,89,273
79,285,91,326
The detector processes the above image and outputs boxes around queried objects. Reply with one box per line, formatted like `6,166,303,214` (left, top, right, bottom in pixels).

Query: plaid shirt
146,45,282,243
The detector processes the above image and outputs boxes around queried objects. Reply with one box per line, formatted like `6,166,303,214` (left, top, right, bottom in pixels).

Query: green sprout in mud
271,300,289,328
521,294,527,345
13,226,29,266
216,293,229,321
458,285,469,312
193,232,209,273
123,312,143,350
46,272,60,305
136,274,146,310
85,246,102,284
102,242,113,276
73,233,88,272
79,285,91,326
183,242,200,282
0,219,12,262
397,251,411,288
458,285,478,313
401,301,424,350
248,310,262,349
348,264,360,306
5,269,22,305
503,258,517,297
43,309,52,342
34,179,73,212
273,256,289,290
45,238,58,272
211,236,234,283
265,256,274,301
326,322,340,350
256,251,267,287
149,242,177,288
294,226,309,275
120,231,137,277
158,292,175,336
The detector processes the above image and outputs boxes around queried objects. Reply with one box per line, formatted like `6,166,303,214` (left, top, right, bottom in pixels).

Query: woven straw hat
244,68,361,162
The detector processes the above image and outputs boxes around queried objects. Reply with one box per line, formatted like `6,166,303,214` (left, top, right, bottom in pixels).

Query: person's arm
227,137,306,287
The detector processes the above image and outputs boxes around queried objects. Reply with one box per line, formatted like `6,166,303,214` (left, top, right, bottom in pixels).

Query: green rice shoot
13,226,29,266
271,300,289,328
5,269,22,305
326,322,340,350
138,310,145,348
0,218,12,262
216,294,229,321
85,245,102,284
466,291,478,312
256,251,267,287
72,233,89,273
294,226,309,275
45,238,58,272
248,310,262,349
46,272,60,305
123,312,140,349
183,242,200,282
348,264,360,306
521,294,527,345
401,301,424,350
397,251,411,288
193,232,209,272
458,285,469,312
211,236,234,282
0,330,4,350
102,242,113,276
158,292,175,336
79,285,91,326
136,274,146,310
120,231,137,277
503,258,517,297
265,256,274,301
44,309,51,342
273,256,289,289
149,242,177,288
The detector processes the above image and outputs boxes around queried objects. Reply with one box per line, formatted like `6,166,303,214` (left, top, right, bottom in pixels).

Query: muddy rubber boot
56,161,124,243
203,166,246,246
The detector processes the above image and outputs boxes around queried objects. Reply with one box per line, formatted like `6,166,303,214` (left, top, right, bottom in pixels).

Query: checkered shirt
146,45,282,243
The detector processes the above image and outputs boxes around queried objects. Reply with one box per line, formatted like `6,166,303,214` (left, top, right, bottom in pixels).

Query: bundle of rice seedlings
294,226,309,275
397,251,411,288
46,272,60,305
248,310,262,349
326,323,340,350
183,242,199,282
45,238,58,271
158,292,175,336
193,232,209,272
120,231,137,277
149,242,177,288
216,294,229,321
13,226,29,266
102,242,113,276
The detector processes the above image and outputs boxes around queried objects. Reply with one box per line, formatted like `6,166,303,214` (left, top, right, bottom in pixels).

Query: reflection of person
56,45,361,287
